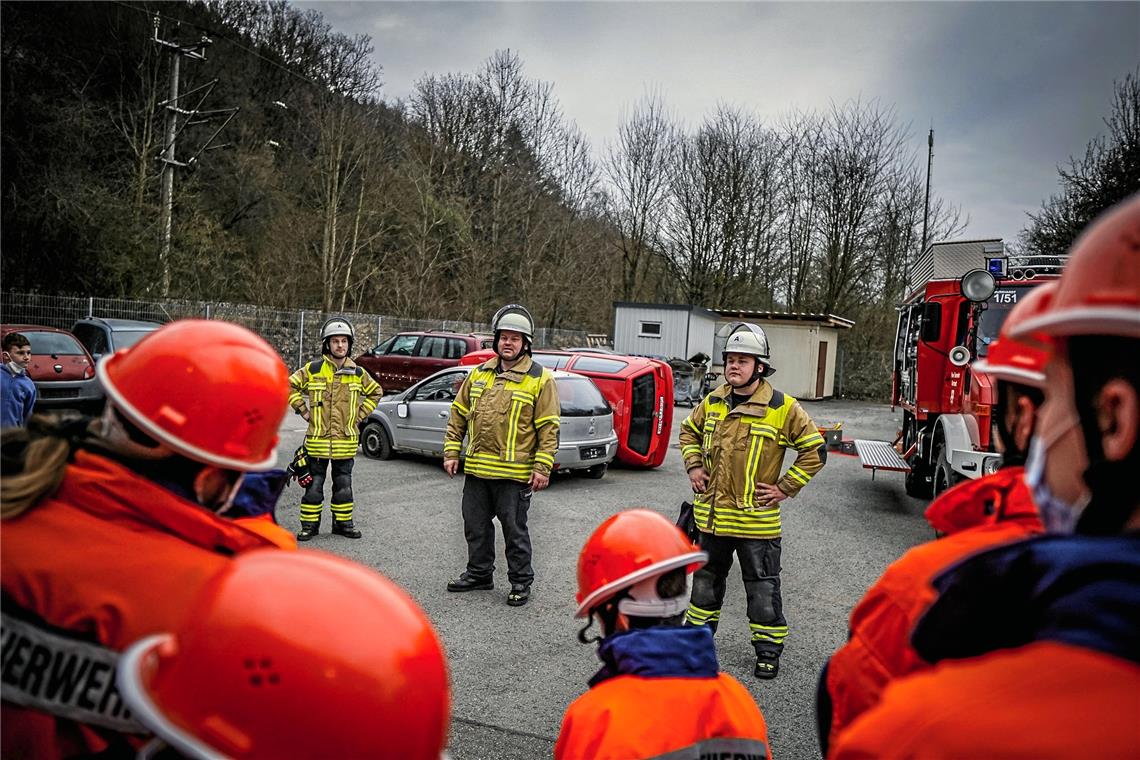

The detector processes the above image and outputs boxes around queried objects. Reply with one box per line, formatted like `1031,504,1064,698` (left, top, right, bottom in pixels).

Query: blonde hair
1,415,83,519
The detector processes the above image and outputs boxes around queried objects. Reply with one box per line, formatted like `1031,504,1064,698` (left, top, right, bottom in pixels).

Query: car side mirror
397,402,409,419
92,352,103,362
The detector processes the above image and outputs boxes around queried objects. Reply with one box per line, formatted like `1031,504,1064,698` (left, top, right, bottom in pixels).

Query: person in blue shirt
1,333,36,427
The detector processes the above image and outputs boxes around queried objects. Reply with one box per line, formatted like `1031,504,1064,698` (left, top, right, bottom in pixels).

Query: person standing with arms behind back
1,332,36,428
288,317,382,541
680,322,826,679
443,304,559,607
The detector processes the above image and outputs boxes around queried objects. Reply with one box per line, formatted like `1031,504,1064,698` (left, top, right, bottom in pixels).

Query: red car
460,349,674,468
1,324,100,409
355,331,493,392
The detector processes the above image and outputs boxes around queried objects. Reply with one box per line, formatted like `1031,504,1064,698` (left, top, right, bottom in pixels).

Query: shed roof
712,309,855,329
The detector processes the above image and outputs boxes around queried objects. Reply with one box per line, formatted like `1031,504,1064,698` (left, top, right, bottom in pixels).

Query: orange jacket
831,641,1140,759
556,673,771,760
1,451,287,759
555,626,770,760
824,468,1041,750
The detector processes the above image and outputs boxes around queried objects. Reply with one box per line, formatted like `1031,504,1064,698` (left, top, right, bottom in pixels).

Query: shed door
816,341,828,398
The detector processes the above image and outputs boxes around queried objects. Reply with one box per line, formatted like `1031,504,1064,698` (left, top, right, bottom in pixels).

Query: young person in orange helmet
556,509,771,760
117,549,451,760
831,194,1140,759
818,283,1055,754
1,320,293,758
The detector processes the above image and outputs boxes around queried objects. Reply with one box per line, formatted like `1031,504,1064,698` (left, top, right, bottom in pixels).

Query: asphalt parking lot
273,398,930,760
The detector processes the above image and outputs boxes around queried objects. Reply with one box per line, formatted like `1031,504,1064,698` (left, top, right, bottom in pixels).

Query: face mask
1023,434,1090,534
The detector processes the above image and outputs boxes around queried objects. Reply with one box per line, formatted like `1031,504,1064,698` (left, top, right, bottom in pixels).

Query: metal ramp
855,439,911,479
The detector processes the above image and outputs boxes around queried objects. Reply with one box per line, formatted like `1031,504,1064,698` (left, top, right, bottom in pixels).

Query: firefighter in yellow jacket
288,317,382,541
443,304,559,607
680,322,825,679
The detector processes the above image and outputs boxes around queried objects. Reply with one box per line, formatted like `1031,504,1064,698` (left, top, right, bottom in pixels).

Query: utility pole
920,128,934,254
154,18,211,298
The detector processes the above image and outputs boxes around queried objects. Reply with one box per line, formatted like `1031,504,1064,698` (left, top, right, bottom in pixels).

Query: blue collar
914,533,1140,665
589,625,720,687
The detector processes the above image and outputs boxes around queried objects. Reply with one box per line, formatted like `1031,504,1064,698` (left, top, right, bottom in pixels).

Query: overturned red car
459,349,673,468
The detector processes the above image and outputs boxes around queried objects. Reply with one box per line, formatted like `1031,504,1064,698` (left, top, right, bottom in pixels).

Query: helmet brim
574,550,707,618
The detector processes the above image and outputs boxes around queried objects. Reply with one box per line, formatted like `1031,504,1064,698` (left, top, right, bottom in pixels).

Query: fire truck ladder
854,440,911,479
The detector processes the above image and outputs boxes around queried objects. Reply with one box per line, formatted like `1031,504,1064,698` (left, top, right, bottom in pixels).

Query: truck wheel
933,445,958,498
361,422,393,460
584,463,608,479
905,465,934,498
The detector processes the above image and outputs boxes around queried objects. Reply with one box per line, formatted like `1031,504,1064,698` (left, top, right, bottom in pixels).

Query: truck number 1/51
992,290,1019,304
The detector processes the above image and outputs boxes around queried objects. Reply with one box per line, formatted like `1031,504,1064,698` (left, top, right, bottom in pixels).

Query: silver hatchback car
360,366,618,478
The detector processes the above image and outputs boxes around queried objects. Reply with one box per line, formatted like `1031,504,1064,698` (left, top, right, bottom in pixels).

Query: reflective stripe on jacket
288,356,382,459
679,381,824,538
444,355,559,481
824,468,1042,749
1,451,285,758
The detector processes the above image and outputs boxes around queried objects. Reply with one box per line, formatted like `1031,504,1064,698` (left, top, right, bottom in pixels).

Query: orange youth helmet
576,509,707,619
1011,193,1140,340
97,320,289,471
117,550,450,760
973,282,1058,388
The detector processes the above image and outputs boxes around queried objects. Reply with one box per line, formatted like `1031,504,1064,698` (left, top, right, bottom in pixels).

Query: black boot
331,519,362,539
297,521,320,542
755,653,780,680
447,574,494,592
506,583,531,607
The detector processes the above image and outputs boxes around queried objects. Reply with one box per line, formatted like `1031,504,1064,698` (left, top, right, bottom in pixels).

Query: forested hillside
13,3,1129,400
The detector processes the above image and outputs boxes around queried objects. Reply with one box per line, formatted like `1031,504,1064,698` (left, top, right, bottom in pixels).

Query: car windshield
557,376,611,417
977,285,1034,356
24,331,86,356
113,329,157,349
570,356,629,373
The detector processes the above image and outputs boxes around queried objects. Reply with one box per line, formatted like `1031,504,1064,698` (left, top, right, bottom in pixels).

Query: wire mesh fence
1,292,593,367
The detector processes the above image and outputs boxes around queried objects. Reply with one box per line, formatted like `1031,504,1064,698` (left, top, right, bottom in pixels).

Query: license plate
579,445,604,460
40,388,79,399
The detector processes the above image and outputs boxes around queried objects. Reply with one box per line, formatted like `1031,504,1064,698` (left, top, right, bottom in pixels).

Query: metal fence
1,292,594,367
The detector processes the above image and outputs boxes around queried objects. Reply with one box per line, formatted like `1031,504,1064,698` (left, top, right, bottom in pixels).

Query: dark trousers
687,533,787,658
300,457,355,524
461,476,533,586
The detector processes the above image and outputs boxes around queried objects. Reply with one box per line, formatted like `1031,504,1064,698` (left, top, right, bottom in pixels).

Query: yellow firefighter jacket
288,356,383,459
680,381,825,539
444,355,560,482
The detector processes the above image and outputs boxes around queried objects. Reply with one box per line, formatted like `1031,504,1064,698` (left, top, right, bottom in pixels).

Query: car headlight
982,455,1001,475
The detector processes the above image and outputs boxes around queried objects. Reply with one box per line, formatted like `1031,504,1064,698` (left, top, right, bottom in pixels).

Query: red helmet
97,320,289,471
117,550,450,760
1012,193,1140,340
973,282,1057,387
576,509,706,618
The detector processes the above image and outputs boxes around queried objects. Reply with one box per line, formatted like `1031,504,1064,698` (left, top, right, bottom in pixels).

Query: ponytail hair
1,414,93,519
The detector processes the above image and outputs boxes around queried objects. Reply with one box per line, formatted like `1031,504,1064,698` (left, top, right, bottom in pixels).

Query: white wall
614,306,689,357
711,320,842,399
686,311,717,361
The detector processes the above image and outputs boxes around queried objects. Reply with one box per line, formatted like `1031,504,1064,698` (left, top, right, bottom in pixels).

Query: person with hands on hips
679,322,826,679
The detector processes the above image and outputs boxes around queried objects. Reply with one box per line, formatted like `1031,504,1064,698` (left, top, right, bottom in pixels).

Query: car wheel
584,463,607,480
361,422,393,460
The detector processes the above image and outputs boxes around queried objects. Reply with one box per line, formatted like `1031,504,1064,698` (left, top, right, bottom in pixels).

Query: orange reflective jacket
556,672,771,760
824,468,1042,750
1,451,286,759
831,641,1140,759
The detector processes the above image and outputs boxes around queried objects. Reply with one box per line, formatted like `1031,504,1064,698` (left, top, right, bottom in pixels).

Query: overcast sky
300,1,1138,243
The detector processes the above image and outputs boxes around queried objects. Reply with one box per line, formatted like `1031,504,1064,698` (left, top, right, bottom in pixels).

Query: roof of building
612,301,721,320
712,309,855,329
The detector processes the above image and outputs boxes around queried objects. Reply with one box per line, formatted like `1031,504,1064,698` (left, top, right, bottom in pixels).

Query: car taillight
84,365,95,379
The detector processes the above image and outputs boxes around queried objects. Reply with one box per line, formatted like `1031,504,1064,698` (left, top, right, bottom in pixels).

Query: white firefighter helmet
721,322,775,378
320,317,355,341
491,304,535,340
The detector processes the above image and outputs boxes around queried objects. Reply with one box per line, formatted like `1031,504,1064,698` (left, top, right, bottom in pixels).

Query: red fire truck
855,239,1065,498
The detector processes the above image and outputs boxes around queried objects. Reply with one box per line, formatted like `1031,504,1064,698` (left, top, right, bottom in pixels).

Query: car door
409,336,455,386
398,370,468,455
375,334,420,391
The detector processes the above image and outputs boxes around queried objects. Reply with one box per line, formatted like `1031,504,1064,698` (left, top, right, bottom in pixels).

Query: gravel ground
272,398,928,760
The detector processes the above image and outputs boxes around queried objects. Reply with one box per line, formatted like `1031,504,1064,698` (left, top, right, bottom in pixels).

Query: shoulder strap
769,389,785,410
527,361,544,379
308,358,324,374
354,366,363,377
